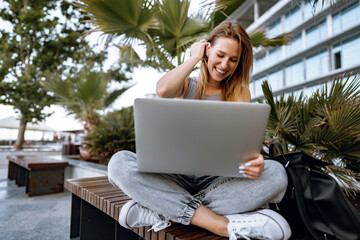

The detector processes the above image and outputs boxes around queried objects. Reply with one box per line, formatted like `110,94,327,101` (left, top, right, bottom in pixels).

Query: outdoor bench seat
66,176,227,240
7,155,68,196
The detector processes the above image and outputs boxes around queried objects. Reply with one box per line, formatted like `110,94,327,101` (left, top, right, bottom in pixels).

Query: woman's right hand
157,40,208,98
190,39,208,62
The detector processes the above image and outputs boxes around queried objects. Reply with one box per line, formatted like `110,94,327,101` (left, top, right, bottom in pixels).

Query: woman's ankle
214,215,229,237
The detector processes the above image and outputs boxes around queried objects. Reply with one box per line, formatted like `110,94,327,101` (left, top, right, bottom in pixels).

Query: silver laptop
134,98,270,177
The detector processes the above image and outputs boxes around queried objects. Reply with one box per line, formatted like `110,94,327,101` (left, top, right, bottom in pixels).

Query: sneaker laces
228,214,271,240
148,219,171,232
229,227,251,240
139,207,170,231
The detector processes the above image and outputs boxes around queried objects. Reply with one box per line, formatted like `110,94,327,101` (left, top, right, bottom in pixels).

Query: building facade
229,0,360,100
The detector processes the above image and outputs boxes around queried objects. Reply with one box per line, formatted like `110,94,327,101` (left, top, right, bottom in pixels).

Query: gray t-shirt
180,78,221,185
183,78,221,101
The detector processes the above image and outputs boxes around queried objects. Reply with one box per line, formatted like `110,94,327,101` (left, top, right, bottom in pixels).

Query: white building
229,0,360,100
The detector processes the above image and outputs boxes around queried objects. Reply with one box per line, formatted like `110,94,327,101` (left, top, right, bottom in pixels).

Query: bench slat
66,177,226,240
7,155,68,169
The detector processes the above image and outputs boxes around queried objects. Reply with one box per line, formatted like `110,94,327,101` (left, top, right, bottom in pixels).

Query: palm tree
42,68,129,135
73,0,289,71
261,73,360,191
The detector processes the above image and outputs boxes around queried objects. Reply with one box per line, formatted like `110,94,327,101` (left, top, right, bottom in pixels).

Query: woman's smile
206,37,240,83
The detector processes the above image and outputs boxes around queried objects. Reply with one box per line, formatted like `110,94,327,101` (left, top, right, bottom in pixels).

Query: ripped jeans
107,150,287,225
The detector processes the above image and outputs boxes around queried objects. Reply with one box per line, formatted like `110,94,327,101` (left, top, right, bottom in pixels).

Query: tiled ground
0,166,71,240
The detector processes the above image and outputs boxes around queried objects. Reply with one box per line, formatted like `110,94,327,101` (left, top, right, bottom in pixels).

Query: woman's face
206,37,240,83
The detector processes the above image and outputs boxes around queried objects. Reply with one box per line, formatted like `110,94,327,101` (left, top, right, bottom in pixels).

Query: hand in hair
190,39,208,62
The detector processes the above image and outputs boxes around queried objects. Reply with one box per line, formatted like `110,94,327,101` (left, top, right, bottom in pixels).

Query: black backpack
268,142,360,240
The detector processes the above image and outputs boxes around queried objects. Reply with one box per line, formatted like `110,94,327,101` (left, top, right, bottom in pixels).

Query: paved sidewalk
0,165,71,240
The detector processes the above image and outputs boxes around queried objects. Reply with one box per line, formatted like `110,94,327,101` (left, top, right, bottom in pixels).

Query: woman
108,21,291,240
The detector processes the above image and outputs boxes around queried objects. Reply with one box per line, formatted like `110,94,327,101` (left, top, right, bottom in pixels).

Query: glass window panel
319,51,329,73
284,89,302,99
268,70,283,91
249,81,255,97
335,54,341,69
304,1,324,20
267,20,282,39
269,48,282,66
341,36,360,69
306,27,318,47
286,35,302,57
303,84,321,97
285,7,302,31
253,77,266,97
332,13,341,35
254,55,266,73
333,43,341,54
306,51,329,80
292,89,303,99
332,35,360,70
332,3,360,36
319,22,327,39
306,21,326,48
285,61,304,87
341,3,360,31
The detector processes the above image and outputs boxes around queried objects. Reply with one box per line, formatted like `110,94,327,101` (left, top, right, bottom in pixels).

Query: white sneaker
226,209,291,240
119,200,171,232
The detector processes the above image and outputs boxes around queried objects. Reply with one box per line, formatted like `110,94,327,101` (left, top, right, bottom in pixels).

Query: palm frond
104,87,131,108
74,0,158,43
250,30,291,47
116,45,142,67
326,165,360,194
263,72,360,186
156,0,210,64
212,0,247,26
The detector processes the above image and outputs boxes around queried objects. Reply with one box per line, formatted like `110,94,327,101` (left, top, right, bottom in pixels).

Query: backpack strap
269,142,290,167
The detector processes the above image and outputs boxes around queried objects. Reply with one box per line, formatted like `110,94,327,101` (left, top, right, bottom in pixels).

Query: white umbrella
0,116,56,132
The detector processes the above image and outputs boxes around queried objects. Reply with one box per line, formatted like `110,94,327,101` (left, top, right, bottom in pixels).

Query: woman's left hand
238,154,264,179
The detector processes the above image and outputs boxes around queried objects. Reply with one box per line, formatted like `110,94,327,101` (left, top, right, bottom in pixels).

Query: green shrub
261,73,360,191
85,106,135,164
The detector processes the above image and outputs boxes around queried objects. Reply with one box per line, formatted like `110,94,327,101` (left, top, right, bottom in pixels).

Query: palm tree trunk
14,120,27,150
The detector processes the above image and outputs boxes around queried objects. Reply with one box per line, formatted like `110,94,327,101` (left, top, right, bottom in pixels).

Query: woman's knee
264,160,288,194
108,150,136,184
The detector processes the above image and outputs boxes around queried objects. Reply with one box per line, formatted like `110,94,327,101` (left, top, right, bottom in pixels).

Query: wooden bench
66,176,227,240
7,155,68,196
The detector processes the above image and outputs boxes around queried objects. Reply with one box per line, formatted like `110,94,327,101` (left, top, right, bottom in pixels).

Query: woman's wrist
187,56,202,67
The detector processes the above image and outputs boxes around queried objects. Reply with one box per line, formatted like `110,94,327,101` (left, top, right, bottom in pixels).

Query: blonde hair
196,21,253,101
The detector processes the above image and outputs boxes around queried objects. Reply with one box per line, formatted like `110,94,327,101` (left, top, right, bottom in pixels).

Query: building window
254,55,266,73
333,35,360,70
284,89,302,99
267,19,282,39
305,21,327,48
252,77,267,98
303,84,323,97
340,3,360,32
332,3,360,35
268,48,282,66
306,51,329,80
268,70,283,92
286,35,302,58
285,61,304,87
304,0,324,20
334,52,341,69
332,14,341,35
249,81,255,97
285,6,302,32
